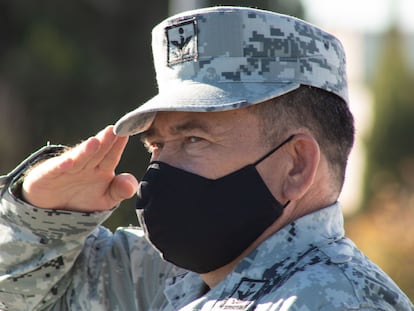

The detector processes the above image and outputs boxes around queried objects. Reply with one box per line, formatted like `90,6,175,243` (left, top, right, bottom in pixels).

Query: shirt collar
234,203,345,278
164,271,207,309
163,203,345,308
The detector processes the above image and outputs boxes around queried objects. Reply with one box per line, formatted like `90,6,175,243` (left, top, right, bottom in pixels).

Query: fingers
60,125,124,173
62,136,101,173
22,126,135,212
98,134,129,171
83,126,117,170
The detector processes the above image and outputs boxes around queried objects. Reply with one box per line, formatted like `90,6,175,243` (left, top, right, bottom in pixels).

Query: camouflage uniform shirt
0,147,413,310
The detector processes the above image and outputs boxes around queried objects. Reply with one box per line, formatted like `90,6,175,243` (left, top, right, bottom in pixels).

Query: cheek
194,147,263,179
180,149,246,179
182,159,227,179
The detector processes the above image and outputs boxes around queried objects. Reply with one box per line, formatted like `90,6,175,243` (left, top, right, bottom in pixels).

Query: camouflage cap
114,6,348,136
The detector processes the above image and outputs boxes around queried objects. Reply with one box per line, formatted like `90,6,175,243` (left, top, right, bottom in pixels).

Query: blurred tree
364,26,414,205
353,25,414,301
0,0,169,229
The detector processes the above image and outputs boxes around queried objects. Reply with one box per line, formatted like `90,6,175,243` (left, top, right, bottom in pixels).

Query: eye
182,136,210,153
185,136,203,144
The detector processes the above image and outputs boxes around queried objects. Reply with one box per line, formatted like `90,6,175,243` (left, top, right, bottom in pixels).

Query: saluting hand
22,126,139,212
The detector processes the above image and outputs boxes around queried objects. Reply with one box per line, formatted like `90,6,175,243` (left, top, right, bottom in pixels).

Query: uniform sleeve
0,146,182,311
0,146,113,310
0,185,115,310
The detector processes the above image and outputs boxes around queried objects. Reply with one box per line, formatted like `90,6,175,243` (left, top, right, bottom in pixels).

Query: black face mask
136,135,293,274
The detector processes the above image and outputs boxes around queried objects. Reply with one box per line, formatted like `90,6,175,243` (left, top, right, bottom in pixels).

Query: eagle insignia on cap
166,19,197,66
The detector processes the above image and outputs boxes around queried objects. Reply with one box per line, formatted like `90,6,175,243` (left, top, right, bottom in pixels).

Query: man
0,6,412,311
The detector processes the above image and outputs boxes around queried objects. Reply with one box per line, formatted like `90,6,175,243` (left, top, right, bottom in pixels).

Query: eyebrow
140,118,213,142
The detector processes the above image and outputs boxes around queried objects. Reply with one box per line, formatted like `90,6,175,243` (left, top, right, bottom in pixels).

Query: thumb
109,173,139,204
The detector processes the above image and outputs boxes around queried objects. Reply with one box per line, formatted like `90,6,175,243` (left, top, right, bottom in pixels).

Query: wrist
5,144,68,204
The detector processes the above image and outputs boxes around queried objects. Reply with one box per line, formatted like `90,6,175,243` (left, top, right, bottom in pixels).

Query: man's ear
282,133,320,201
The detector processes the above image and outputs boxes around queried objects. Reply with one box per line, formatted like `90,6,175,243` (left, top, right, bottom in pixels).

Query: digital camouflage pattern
0,146,413,310
1,6,413,310
115,7,349,136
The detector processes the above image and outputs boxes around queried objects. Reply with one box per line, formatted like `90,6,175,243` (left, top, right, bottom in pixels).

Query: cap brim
114,80,300,136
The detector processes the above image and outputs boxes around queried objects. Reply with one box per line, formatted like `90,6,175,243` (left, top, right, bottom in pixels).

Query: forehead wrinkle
171,118,212,135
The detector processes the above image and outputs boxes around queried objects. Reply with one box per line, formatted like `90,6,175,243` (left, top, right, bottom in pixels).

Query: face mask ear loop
253,135,295,166
253,135,295,210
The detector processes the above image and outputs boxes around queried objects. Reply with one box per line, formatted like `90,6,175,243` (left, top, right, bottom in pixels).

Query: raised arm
0,126,141,310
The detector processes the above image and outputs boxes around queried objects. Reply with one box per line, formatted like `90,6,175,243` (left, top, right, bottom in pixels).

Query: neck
200,207,295,288
200,194,337,288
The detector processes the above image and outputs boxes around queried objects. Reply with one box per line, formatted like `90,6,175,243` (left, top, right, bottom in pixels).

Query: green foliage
28,22,79,76
364,27,414,204
361,26,414,300
0,0,168,229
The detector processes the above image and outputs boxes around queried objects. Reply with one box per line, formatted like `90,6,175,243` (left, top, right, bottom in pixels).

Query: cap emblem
166,19,197,66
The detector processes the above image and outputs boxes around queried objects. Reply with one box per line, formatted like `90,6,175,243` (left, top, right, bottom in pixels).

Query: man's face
136,108,292,274
140,108,276,181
